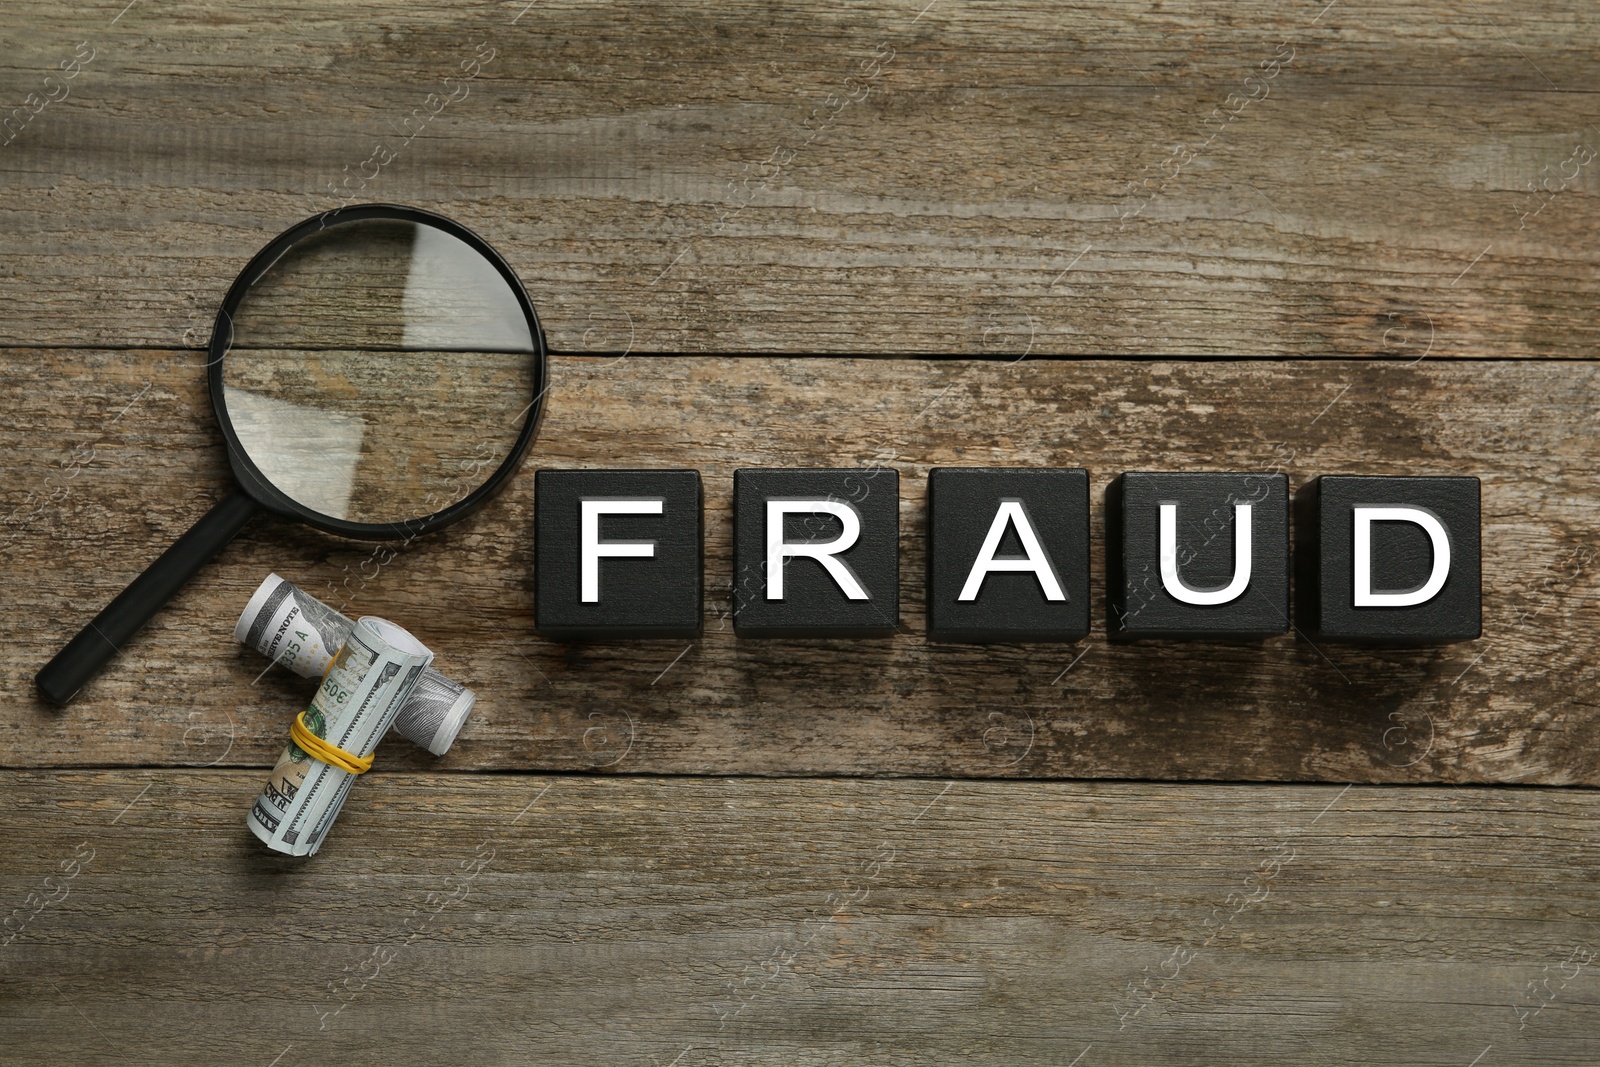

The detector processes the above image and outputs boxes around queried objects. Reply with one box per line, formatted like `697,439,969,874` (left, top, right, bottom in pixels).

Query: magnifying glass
37,204,547,705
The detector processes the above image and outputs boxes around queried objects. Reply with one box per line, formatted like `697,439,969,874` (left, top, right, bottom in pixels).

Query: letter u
1159,503,1252,605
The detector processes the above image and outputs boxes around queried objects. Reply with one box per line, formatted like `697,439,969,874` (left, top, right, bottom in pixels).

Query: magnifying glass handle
36,489,261,706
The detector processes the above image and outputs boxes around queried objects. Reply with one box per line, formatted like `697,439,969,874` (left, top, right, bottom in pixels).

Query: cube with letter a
1106,471,1291,640
732,468,899,637
1295,474,1481,644
926,467,1090,641
534,469,702,639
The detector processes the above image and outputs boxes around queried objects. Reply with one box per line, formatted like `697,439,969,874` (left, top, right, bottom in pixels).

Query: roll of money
235,573,474,756
248,616,433,857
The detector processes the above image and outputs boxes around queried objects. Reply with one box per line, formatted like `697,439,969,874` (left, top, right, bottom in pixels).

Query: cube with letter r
534,469,702,638
1106,471,1291,640
1296,475,1481,644
732,468,899,637
926,467,1090,641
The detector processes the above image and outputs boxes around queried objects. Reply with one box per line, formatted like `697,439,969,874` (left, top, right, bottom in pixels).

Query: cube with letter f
534,469,703,638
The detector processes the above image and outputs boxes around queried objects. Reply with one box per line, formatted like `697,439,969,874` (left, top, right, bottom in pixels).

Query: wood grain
5,2,1600,1063
3,771,1598,1066
1,0,1596,356
4,350,1596,784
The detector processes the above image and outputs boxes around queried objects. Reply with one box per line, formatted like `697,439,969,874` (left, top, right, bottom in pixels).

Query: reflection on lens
220,217,538,525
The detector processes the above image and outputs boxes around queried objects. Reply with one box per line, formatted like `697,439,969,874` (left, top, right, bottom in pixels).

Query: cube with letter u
1106,471,1291,640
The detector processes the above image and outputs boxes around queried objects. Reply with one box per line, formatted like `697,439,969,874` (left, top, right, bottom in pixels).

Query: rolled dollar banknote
235,573,474,756
248,616,433,856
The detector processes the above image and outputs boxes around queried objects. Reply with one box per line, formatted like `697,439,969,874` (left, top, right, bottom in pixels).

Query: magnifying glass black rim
206,202,548,542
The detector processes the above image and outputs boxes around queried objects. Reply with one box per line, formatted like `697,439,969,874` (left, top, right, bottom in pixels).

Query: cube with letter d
732,468,899,637
1295,474,1481,644
534,469,702,638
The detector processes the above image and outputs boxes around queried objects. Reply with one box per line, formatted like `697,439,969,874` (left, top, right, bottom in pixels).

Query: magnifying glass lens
221,217,539,524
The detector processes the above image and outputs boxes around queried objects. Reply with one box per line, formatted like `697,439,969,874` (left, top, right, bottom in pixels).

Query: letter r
765,500,869,600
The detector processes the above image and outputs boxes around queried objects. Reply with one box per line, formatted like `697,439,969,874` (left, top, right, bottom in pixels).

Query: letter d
1353,506,1450,607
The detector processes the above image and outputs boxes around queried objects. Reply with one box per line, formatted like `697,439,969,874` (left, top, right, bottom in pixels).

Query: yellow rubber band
290,710,374,775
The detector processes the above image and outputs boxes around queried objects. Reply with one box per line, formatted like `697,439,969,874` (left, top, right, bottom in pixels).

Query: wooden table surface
3,2,1598,1063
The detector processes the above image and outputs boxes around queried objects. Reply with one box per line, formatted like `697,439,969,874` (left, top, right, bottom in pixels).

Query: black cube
732,468,899,637
926,467,1090,642
534,469,702,639
1106,471,1290,640
1295,474,1481,644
